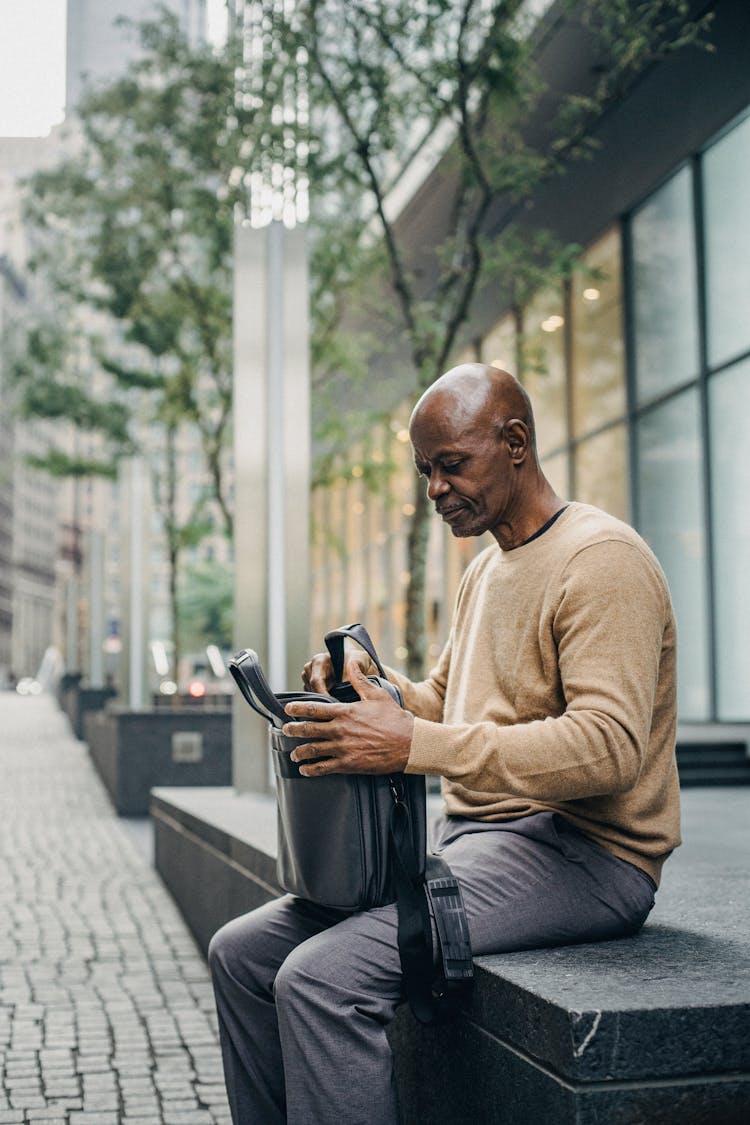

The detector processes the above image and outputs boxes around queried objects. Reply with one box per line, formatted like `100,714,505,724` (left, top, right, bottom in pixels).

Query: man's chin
448,519,482,539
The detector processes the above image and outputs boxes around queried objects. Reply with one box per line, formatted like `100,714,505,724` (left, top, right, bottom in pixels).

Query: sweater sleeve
381,633,451,723
405,539,672,801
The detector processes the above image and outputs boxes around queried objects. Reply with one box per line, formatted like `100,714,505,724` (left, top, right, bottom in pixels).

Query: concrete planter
84,706,232,816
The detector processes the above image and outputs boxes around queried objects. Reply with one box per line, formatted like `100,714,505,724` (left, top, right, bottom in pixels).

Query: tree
252,0,713,676
20,10,253,536
12,10,255,673
177,557,234,653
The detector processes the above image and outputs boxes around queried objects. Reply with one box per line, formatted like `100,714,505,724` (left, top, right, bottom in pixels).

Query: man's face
409,400,514,540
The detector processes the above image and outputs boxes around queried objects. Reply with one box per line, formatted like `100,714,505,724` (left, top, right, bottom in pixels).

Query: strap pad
425,856,474,982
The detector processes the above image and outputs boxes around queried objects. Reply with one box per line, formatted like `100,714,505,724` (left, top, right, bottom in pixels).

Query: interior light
160,680,178,695
188,680,207,698
541,315,565,333
402,503,416,516
351,464,364,478
396,429,410,443
151,640,170,677
582,288,600,301
206,644,226,678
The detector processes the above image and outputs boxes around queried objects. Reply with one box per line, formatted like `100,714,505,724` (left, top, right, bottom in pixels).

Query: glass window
481,313,517,375
631,167,699,402
522,288,567,456
574,424,628,521
636,390,709,719
540,450,569,498
571,229,626,435
709,358,750,720
703,112,750,368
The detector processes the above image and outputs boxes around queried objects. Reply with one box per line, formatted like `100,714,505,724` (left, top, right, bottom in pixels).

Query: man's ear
503,418,530,464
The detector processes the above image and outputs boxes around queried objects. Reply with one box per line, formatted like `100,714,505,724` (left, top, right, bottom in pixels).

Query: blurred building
0,0,216,691
0,136,69,683
66,0,208,110
308,0,750,732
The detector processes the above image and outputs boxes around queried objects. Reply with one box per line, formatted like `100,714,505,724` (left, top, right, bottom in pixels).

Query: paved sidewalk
0,692,231,1125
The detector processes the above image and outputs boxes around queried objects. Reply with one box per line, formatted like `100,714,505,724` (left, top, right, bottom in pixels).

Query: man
209,363,680,1125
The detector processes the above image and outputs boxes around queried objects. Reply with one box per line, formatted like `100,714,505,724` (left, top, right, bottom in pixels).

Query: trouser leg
273,903,405,1125
431,811,656,955
208,896,345,1124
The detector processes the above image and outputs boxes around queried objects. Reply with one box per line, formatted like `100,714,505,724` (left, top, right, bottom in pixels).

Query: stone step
152,786,750,1125
676,739,750,786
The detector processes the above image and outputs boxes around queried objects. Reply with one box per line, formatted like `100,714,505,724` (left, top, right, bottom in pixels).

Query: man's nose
427,472,450,501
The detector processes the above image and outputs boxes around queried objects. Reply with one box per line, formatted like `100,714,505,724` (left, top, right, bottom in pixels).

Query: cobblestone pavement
0,692,231,1125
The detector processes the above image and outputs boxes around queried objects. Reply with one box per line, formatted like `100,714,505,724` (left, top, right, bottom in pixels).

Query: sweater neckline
518,504,569,547
496,502,575,560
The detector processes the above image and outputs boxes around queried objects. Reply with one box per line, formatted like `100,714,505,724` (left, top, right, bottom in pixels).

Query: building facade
309,0,750,730
66,0,208,110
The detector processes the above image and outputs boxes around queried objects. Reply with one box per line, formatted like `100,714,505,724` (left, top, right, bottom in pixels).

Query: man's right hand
302,650,372,694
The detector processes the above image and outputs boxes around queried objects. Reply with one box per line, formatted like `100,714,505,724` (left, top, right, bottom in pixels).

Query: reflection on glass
481,313,517,375
636,390,709,719
522,288,567,455
571,229,626,435
574,424,628,521
632,167,699,402
709,358,750,719
703,112,750,369
540,450,569,498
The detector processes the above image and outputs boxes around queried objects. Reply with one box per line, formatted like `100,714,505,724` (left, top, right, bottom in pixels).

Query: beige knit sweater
386,502,681,886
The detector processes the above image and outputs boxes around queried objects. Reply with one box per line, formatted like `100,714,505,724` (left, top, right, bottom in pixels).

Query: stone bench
150,786,750,1124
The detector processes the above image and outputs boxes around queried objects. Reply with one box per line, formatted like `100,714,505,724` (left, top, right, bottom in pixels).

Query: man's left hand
282,664,414,776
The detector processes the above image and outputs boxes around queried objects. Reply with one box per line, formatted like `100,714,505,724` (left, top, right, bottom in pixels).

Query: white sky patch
0,0,227,138
0,0,67,137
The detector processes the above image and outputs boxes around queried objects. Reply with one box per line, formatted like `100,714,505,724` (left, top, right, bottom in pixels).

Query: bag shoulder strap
389,783,474,1025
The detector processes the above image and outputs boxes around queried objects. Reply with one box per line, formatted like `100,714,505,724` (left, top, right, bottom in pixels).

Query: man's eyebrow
413,449,467,469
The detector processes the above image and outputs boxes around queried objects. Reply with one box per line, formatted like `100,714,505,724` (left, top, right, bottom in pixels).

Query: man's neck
492,484,567,551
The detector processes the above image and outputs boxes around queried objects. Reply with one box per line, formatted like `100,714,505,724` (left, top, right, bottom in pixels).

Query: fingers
347,662,389,699
283,699,342,723
302,652,334,693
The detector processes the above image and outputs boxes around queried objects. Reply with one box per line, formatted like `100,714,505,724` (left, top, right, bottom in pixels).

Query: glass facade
636,391,709,719
631,166,700,403
709,357,750,720
310,107,750,721
703,113,750,369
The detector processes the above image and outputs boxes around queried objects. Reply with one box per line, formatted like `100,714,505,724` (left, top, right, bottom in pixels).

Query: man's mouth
437,504,466,521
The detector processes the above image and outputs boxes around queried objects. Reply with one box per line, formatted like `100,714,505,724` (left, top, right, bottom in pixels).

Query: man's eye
443,461,462,473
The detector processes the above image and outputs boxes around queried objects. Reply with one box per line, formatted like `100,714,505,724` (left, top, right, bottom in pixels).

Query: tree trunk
404,474,432,680
165,424,182,683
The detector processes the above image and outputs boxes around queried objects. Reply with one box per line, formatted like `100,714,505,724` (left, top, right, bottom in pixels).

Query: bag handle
227,649,289,728
324,622,387,685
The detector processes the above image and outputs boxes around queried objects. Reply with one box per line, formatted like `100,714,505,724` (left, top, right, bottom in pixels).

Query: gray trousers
208,811,656,1125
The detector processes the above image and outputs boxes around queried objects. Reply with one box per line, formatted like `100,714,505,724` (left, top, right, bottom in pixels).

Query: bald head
407,364,560,547
410,364,536,449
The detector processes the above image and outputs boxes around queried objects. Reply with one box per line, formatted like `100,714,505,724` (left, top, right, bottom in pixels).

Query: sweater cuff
405,716,457,776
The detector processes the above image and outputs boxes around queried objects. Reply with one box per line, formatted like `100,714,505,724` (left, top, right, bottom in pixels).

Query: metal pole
129,457,145,710
88,528,104,687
